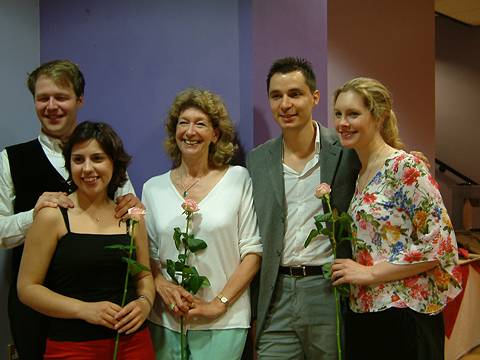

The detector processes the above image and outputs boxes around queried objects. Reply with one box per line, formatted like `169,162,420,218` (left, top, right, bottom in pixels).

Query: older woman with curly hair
142,88,262,359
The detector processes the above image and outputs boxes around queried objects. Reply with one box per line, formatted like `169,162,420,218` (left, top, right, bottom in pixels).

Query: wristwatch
216,294,229,306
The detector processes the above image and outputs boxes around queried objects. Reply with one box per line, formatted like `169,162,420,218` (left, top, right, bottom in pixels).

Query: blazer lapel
319,132,342,186
266,137,285,210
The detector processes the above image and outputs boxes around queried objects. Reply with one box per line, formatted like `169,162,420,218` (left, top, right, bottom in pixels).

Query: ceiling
435,0,480,26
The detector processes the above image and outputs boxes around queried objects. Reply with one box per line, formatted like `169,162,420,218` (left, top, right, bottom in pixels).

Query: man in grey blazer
246,57,360,359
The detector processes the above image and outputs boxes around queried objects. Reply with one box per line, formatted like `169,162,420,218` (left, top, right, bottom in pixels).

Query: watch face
220,296,228,304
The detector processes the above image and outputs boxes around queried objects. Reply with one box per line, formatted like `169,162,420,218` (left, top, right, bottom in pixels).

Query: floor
460,346,480,360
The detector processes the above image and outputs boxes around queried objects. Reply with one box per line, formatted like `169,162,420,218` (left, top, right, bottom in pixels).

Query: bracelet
138,295,153,309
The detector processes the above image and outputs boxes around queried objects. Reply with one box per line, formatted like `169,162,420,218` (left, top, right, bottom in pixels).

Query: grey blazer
246,124,360,342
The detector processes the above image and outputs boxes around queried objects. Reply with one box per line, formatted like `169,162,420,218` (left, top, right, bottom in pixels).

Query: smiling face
268,71,320,131
175,107,219,163
333,90,382,151
70,139,113,198
34,75,83,140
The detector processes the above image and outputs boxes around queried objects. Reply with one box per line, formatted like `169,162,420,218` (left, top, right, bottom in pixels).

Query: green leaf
339,236,354,243
337,284,350,298
323,262,332,279
187,236,207,253
178,253,187,262
200,276,211,288
314,212,332,223
314,218,324,232
104,244,135,251
175,261,185,272
320,228,331,236
188,274,203,294
121,257,150,276
166,260,179,284
338,212,353,223
173,227,182,250
304,229,319,248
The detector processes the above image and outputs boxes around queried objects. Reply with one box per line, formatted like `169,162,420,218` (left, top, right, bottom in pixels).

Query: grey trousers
257,274,338,360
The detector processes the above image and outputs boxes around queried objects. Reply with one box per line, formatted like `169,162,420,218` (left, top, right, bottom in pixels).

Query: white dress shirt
281,122,333,266
0,132,135,248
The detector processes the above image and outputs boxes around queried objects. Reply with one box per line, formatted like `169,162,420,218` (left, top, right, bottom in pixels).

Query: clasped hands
81,297,150,335
157,281,227,321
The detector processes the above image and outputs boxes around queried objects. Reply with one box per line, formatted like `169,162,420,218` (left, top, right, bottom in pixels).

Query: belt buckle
290,265,306,277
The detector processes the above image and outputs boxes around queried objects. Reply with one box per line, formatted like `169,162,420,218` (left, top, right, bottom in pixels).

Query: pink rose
315,183,331,199
127,207,146,222
182,198,200,213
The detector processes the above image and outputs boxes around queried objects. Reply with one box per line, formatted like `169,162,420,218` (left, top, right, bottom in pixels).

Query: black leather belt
279,265,324,277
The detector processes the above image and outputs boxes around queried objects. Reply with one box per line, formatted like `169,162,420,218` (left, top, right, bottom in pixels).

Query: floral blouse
349,150,462,314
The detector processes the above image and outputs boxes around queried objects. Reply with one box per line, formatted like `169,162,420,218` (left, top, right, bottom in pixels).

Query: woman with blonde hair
331,78,461,360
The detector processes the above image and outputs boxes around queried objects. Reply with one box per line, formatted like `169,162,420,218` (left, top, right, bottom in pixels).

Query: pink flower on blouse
363,193,377,204
357,249,374,266
403,250,423,263
403,167,421,186
358,287,373,311
428,174,440,189
452,266,462,284
403,277,419,288
393,154,406,173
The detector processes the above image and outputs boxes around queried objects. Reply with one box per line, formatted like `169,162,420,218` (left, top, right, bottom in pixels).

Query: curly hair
63,121,131,199
164,88,237,168
333,77,404,150
27,59,85,98
267,57,317,94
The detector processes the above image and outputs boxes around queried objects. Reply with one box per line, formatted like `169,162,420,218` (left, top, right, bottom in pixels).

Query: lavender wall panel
40,0,252,192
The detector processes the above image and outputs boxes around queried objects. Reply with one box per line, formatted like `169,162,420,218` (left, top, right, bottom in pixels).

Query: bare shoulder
33,207,64,231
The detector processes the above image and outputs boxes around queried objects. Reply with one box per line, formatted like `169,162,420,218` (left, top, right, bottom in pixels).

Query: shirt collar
313,121,321,156
38,131,64,154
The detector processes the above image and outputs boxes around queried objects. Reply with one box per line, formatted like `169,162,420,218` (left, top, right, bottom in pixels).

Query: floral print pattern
349,150,461,314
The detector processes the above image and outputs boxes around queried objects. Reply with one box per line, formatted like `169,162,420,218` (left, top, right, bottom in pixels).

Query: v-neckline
169,166,231,205
356,150,400,195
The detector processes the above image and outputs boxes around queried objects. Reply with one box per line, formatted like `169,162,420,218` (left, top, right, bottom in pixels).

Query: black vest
6,138,70,274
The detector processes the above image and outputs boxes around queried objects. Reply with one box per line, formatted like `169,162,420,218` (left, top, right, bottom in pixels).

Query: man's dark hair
266,57,317,93
63,121,131,199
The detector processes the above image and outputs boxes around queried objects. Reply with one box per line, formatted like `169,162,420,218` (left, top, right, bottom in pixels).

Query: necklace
182,179,200,198
177,169,206,198
85,211,101,222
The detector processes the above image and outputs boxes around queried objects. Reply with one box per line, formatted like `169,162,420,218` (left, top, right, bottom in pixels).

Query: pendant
183,191,188,198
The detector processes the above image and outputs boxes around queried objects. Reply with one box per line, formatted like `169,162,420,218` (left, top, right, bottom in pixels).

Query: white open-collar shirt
281,121,333,266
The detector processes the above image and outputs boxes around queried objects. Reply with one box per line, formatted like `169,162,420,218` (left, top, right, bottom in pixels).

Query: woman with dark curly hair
143,89,262,359
17,121,155,359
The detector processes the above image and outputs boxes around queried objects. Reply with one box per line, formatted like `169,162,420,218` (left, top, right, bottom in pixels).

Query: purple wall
252,0,328,145
40,0,253,193
40,0,329,191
